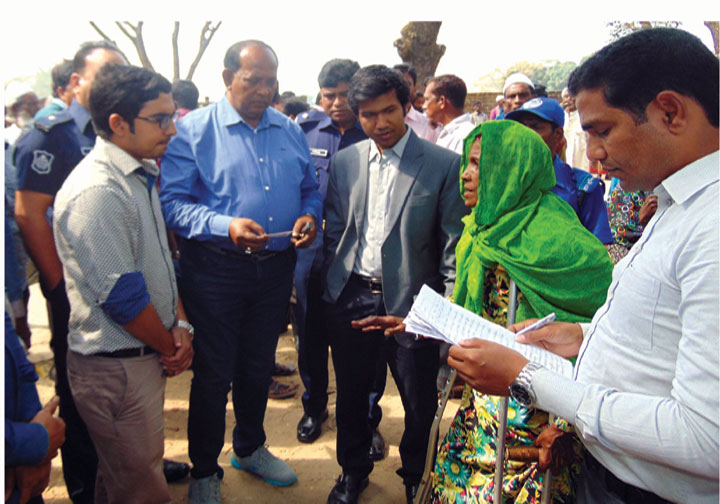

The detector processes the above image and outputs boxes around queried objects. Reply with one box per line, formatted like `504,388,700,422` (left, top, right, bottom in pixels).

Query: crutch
495,280,553,504
415,363,457,504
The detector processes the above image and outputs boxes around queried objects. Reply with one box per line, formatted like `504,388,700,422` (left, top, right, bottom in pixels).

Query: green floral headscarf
453,120,613,323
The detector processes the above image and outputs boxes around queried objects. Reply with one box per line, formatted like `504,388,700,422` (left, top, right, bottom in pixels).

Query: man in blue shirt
294,58,371,446
507,97,614,244
160,40,322,504
12,41,126,503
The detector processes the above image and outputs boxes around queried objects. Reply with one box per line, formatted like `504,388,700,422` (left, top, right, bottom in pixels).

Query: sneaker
188,473,221,504
230,446,297,487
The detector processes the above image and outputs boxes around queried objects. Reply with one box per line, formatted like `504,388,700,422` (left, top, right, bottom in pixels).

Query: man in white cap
501,72,535,116
5,82,41,144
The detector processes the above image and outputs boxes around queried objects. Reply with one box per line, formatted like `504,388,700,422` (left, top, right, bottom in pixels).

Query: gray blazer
322,129,468,347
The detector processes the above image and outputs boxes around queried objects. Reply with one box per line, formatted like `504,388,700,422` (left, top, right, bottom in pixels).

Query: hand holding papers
404,285,573,378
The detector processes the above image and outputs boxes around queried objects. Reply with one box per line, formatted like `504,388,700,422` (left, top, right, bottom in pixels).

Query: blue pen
515,312,556,336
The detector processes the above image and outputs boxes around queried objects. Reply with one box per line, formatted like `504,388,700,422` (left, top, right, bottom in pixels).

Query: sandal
268,379,298,399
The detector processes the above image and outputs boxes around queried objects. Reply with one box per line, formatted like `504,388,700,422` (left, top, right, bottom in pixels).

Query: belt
583,449,672,504
93,346,157,358
200,242,291,262
350,273,383,294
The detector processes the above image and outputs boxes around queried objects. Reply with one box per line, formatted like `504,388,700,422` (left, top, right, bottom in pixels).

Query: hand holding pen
509,314,585,359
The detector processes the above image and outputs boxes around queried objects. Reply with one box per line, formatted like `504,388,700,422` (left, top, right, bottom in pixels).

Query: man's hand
290,214,317,249
15,462,51,504
229,218,269,252
509,320,584,358
535,424,577,472
29,396,65,463
160,326,194,376
638,194,658,226
351,315,406,337
447,339,528,395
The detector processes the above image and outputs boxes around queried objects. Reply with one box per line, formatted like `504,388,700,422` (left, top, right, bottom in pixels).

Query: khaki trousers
67,351,170,504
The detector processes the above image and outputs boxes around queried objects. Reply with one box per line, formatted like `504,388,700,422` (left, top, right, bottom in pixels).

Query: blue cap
505,97,565,128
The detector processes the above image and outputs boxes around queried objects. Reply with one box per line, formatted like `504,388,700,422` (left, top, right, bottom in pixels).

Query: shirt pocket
611,261,661,350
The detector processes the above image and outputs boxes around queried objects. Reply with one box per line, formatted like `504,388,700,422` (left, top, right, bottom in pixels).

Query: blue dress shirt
160,97,322,252
552,155,613,244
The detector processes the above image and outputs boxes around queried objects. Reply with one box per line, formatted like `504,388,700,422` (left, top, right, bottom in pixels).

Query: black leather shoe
369,428,385,461
327,474,369,504
405,482,419,504
163,458,190,483
297,410,329,443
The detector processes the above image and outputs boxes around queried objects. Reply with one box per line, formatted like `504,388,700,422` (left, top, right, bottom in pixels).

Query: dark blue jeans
180,240,296,479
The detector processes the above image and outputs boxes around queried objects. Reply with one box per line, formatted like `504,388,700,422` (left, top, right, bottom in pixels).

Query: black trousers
45,280,97,503
327,275,439,486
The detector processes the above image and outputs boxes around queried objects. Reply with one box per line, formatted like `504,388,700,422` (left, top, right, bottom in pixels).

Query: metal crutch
415,363,458,504
495,280,553,504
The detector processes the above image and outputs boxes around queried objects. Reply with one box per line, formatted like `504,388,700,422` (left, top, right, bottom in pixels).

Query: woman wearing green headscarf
431,121,613,503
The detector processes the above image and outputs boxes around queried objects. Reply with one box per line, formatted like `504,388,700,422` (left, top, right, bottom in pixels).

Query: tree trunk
393,21,445,89
704,21,719,56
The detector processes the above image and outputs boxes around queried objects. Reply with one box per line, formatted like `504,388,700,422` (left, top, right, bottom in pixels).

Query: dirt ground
26,284,457,503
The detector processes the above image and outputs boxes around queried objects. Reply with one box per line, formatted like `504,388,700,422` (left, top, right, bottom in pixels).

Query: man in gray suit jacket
322,65,467,504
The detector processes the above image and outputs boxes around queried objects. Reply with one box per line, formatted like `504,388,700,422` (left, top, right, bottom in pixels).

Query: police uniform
552,155,614,244
13,99,98,502
294,108,367,422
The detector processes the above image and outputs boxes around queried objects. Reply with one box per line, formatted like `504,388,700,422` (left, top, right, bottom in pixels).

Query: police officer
13,40,126,503
506,97,614,244
294,59,375,447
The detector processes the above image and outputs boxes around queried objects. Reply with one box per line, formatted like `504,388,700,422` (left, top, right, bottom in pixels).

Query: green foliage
505,60,578,91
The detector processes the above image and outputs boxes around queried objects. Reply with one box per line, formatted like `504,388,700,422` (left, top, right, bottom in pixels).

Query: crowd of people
4,26,718,504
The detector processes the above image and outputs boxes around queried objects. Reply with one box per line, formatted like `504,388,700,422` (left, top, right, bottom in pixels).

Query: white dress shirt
405,107,440,143
532,151,719,503
435,113,476,154
353,128,411,278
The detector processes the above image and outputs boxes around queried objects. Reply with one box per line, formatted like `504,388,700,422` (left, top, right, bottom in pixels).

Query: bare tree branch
186,21,222,81
88,22,131,63
172,22,180,82
116,21,155,70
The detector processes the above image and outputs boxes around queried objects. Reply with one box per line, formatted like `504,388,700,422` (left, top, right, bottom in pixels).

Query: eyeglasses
136,111,179,130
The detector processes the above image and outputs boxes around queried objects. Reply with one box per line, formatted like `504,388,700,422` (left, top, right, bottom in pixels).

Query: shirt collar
218,95,282,130
68,99,93,134
657,150,718,206
96,136,159,178
444,113,472,131
369,126,412,162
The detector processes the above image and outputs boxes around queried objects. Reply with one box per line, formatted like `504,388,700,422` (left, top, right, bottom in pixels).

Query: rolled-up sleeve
54,185,149,313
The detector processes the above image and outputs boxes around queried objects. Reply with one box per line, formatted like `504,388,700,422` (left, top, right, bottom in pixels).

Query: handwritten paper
404,285,573,378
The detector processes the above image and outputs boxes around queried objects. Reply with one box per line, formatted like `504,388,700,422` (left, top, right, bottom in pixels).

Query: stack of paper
404,285,573,378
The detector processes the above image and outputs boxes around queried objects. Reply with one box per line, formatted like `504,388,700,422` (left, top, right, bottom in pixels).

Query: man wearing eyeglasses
160,40,322,503
12,40,126,503
52,63,193,503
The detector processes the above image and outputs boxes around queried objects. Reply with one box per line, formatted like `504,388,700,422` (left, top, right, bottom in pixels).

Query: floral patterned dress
431,268,579,504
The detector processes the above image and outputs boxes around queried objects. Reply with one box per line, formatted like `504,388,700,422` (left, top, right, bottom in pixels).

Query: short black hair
568,27,719,126
318,59,360,88
223,40,278,74
428,74,467,109
89,63,172,140
534,84,548,98
393,64,417,85
349,65,411,116
283,98,309,117
72,40,122,74
172,80,199,110
51,60,73,98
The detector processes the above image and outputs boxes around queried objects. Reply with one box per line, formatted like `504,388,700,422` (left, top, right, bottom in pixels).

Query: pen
265,221,315,239
515,312,556,336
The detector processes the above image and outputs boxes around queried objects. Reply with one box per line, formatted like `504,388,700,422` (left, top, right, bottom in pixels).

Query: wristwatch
509,361,543,408
175,319,194,339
